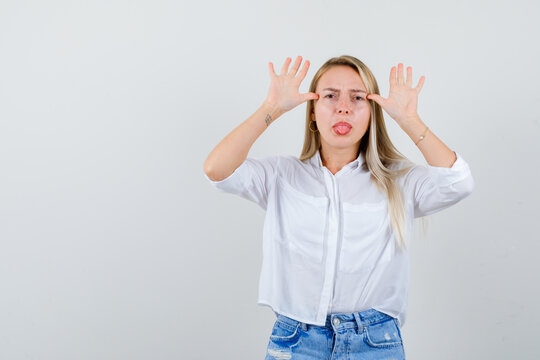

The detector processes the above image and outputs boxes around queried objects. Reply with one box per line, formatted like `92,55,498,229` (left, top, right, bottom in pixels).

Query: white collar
310,148,364,169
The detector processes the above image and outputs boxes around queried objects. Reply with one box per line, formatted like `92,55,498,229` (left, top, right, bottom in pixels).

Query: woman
203,55,474,359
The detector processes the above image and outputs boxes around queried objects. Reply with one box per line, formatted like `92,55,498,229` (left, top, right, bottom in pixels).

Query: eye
324,94,335,98
355,96,364,101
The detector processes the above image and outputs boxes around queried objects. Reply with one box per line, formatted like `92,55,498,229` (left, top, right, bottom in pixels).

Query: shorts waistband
273,309,395,333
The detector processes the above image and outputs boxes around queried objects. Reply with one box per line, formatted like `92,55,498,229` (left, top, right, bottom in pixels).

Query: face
312,65,371,154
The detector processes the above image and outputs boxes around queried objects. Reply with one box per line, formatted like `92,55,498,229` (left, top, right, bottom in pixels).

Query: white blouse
203,148,474,328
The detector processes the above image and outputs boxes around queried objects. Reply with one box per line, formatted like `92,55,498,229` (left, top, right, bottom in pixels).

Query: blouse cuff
203,160,249,190
425,151,472,187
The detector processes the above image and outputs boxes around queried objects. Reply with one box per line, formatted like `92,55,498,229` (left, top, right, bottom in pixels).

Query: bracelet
414,126,429,146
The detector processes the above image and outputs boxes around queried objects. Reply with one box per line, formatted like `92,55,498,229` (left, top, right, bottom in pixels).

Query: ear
311,113,314,121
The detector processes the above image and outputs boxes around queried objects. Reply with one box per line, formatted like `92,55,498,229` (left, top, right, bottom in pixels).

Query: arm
400,115,457,168
203,56,318,181
203,102,284,181
366,63,458,168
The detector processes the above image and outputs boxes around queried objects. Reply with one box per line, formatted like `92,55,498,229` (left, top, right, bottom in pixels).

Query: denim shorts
265,308,405,360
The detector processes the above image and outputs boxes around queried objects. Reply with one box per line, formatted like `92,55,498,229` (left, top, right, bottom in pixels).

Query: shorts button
333,318,340,325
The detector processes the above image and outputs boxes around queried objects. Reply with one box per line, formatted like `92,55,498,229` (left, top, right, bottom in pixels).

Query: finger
389,66,396,88
397,63,404,85
302,92,319,102
280,57,292,76
288,56,302,76
268,62,276,78
296,59,310,81
406,66,412,87
416,76,425,93
367,93,385,107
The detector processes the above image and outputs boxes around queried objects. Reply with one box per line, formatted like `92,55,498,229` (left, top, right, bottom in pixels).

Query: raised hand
264,56,319,114
366,63,425,125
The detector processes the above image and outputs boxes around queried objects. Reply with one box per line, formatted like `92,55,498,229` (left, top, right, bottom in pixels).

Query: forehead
316,65,366,91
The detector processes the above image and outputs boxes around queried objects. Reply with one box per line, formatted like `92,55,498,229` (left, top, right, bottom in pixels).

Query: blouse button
333,318,340,325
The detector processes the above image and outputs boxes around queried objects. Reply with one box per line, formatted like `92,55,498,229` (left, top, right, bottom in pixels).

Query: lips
332,121,352,129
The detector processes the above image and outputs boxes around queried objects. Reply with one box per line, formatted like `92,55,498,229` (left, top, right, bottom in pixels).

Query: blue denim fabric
265,309,405,359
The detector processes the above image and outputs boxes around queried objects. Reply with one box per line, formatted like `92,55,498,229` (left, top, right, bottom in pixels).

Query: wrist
397,113,421,127
261,101,285,122
400,116,428,144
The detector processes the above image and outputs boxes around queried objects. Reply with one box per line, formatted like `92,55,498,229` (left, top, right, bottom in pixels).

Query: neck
320,145,359,173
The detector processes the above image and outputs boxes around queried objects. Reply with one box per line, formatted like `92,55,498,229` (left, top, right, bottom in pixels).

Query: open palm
367,63,425,125
265,56,319,114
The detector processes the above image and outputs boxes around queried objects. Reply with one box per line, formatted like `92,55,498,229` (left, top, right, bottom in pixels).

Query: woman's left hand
366,63,425,126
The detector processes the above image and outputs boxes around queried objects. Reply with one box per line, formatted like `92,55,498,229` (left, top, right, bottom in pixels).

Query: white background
1,0,539,359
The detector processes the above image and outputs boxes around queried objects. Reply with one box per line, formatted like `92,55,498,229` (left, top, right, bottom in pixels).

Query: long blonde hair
299,55,426,251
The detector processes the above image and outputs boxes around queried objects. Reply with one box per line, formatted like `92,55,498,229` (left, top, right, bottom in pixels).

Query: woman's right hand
264,56,319,115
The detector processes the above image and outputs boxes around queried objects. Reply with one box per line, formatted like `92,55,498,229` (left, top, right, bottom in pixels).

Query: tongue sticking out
333,125,351,135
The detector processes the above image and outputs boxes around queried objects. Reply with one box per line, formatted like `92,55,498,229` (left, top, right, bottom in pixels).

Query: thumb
367,93,385,107
302,92,319,102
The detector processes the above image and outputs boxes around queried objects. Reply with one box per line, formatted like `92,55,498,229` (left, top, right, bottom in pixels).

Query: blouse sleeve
203,155,280,210
404,151,475,218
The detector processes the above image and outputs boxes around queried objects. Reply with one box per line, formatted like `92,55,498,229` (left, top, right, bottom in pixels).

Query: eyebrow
321,87,367,93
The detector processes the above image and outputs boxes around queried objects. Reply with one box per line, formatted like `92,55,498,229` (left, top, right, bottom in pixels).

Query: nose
337,98,351,114
337,96,351,115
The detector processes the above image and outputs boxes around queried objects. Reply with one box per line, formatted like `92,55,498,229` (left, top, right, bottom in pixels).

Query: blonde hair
299,55,427,251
